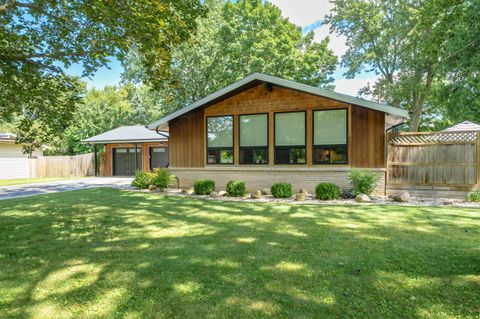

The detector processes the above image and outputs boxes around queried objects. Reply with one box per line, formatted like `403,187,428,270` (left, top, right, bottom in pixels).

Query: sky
68,0,377,96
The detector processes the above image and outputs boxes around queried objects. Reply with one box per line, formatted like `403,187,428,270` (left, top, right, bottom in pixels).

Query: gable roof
147,73,409,131
82,125,169,144
444,121,480,132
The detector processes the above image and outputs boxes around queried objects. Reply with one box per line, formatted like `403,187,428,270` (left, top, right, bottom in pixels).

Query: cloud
333,76,379,96
268,0,333,26
313,23,348,58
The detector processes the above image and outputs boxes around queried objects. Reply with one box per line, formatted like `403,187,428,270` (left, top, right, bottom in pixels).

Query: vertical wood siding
168,110,204,168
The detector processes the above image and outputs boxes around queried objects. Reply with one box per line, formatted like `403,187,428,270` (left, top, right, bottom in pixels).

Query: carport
83,125,169,176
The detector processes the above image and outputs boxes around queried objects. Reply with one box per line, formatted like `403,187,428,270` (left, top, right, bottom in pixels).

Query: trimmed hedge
131,170,153,189
226,180,246,197
194,179,215,195
467,191,480,202
348,169,379,195
271,183,294,198
315,182,341,200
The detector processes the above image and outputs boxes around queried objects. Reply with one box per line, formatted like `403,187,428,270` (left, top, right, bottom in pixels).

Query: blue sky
66,0,376,96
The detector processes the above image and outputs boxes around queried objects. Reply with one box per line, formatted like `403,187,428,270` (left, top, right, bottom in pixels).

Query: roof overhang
82,138,168,145
147,73,409,131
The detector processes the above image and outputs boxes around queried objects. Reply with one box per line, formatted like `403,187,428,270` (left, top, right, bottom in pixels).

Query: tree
1,0,205,149
326,0,459,131
123,0,338,112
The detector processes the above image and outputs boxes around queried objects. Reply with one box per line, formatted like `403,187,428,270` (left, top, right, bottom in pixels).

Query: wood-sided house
147,73,408,194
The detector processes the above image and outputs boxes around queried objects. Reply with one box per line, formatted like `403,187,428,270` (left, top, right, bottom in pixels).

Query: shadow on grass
0,188,479,318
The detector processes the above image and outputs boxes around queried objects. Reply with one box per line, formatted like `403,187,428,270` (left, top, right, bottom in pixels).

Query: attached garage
83,125,169,176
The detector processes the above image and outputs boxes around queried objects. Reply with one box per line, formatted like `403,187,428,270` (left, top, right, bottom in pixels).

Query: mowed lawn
0,189,479,319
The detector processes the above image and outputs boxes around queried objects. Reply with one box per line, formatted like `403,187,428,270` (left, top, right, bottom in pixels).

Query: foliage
151,169,174,189
271,182,294,198
326,0,471,131
122,0,338,112
1,0,204,152
226,180,246,197
131,170,153,190
1,188,479,318
348,169,379,196
466,191,480,203
193,179,215,195
315,183,341,200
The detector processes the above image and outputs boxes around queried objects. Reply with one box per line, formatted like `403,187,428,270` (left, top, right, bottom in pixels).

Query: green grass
0,188,479,318
0,177,80,187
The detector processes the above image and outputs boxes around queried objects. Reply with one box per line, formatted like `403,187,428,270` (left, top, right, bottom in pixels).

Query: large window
313,109,348,164
207,115,234,164
239,114,269,164
274,111,306,164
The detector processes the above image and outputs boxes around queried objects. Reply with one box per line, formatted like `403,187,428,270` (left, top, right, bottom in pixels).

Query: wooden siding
167,83,386,169
168,109,204,167
103,141,168,176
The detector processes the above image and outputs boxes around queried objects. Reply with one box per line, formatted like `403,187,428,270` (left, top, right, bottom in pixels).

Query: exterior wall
0,158,30,179
168,83,386,169
0,143,43,158
171,167,386,196
102,141,168,176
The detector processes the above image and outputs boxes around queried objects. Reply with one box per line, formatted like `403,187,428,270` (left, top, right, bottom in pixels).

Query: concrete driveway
0,177,133,200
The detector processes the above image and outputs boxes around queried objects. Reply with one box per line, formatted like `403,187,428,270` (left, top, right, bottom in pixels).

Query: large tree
326,0,462,131
0,0,204,147
123,0,338,112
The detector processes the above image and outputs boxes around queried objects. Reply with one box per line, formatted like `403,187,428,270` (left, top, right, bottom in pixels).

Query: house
83,125,169,176
147,73,409,194
0,133,46,179
444,120,480,132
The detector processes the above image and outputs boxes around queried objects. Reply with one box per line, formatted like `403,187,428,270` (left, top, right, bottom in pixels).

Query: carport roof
82,125,169,144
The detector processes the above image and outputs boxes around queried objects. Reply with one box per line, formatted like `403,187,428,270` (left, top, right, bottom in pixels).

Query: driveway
0,177,133,200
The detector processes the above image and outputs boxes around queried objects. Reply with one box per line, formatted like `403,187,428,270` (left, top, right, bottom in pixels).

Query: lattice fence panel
388,130,477,145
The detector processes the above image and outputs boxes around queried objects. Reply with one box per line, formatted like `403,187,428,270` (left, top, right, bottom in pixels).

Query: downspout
151,125,177,188
384,119,406,196
87,142,98,177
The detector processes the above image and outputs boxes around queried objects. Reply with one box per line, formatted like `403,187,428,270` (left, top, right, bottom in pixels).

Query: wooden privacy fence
387,130,480,189
29,153,103,178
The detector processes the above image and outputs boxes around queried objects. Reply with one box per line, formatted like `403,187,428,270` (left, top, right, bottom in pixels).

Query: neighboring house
147,73,408,194
444,120,480,132
0,133,46,179
83,125,169,176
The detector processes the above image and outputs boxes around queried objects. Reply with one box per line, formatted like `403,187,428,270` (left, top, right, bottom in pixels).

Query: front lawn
0,188,478,318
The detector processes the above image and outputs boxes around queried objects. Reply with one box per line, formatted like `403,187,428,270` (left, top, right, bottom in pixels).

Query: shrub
194,179,215,195
226,180,246,197
271,182,294,198
151,168,175,189
348,169,379,195
315,182,341,200
466,190,480,202
131,170,153,189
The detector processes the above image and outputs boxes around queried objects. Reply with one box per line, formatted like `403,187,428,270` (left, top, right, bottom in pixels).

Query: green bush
226,180,246,197
151,168,175,189
315,182,341,200
271,183,294,198
348,169,379,195
466,190,480,202
131,170,153,189
194,179,215,195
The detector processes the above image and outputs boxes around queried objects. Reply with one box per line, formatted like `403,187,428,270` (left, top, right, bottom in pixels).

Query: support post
135,144,138,172
94,144,98,177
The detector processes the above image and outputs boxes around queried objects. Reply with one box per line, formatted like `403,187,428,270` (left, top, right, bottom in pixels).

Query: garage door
149,147,169,169
113,148,142,176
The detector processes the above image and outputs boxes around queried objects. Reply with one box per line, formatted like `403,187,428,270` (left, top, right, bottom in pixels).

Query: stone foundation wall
170,167,386,196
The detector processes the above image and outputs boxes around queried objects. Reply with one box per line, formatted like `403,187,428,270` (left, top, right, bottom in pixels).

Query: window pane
207,149,233,164
275,112,305,146
314,147,330,163
240,148,268,164
314,146,348,164
275,147,306,164
314,109,347,145
240,114,268,147
207,116,233,147
331,146,347,163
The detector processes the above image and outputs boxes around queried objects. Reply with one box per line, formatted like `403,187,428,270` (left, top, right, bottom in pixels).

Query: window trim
274,110,307,165
239,113,269,165
312,108,349,165
206,115,234,165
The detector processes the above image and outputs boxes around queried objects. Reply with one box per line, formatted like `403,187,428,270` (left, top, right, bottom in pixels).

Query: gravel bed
134,188,480,208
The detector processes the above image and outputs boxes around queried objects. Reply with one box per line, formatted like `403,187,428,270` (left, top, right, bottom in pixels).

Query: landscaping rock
148,184,157,191
251,190,263,199
261,188,271,195
443,199,456,205
211,191,223,198
390,191,410,202
182,188,194,195
355,194,371,203
299,188,308,196
218,191,227,196
295,192,306,201
341,190,356,199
